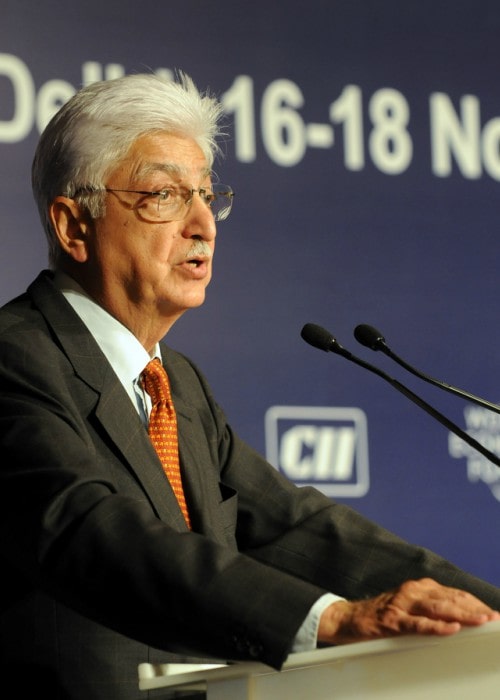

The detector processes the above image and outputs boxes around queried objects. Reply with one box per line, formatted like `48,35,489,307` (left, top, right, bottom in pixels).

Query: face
77,132,217,342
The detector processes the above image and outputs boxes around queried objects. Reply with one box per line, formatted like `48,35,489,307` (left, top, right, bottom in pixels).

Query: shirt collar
53,271,161,405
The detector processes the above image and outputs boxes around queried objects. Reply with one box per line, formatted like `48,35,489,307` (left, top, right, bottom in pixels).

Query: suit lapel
27,272,186,525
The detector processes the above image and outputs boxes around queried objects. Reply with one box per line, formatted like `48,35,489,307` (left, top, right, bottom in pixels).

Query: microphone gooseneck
354,323,500,415
301,322,500,469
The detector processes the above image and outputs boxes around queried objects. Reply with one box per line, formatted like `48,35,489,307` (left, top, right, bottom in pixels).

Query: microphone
354,324,500,415
300,322,500,468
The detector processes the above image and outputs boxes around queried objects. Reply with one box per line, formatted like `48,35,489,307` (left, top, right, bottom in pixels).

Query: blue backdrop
2,0,500,584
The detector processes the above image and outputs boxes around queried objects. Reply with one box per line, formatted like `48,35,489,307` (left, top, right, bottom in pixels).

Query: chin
182,291,207,310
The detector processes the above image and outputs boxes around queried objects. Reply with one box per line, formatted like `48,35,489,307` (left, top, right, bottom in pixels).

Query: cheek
131,239,177,283
94,216,178,275
147,229,179,262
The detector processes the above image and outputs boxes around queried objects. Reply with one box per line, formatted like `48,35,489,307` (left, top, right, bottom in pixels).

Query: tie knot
141,358,172,406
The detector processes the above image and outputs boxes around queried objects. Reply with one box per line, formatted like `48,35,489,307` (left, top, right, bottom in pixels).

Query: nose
181,191,217,241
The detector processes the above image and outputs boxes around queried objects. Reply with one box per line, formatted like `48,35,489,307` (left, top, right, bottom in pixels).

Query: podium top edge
138,619,500,691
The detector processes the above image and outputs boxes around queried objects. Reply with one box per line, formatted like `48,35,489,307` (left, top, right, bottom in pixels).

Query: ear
49,196,94,263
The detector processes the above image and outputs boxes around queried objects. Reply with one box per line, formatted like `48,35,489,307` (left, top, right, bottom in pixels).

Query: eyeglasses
75,183,234,222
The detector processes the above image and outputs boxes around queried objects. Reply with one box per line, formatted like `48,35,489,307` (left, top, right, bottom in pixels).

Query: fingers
317,578,500,646
394,578,500,626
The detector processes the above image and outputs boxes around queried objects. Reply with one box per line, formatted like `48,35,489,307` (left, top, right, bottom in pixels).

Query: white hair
31,71,225,266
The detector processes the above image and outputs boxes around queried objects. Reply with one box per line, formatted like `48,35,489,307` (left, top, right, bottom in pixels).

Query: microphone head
301,323,336,352
354,324,386,351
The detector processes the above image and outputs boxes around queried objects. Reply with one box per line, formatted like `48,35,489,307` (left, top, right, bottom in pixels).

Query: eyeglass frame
73,183,235,222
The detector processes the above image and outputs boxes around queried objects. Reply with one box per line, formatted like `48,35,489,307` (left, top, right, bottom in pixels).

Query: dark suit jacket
1,271,499,699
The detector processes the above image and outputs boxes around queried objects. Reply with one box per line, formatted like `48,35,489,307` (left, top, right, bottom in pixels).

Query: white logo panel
265,406,369,497
449,404,500,503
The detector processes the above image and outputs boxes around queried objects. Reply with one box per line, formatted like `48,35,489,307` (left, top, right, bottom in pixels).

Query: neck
57,264,184,352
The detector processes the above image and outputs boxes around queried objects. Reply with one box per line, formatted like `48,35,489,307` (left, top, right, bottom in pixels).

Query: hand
318,577,500,645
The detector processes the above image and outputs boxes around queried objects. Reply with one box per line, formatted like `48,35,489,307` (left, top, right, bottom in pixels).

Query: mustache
185,240,212,259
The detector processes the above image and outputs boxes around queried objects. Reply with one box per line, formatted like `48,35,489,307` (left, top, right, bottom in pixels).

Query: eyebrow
131,161,212,183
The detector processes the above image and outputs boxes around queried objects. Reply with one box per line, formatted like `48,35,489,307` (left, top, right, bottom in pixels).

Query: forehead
118,132,211,182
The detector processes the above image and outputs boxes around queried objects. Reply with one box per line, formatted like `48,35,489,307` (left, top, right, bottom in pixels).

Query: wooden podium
138,620,500,699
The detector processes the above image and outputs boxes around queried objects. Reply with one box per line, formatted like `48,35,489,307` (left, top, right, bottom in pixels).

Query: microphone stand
354,324,500,415
301,323,500,469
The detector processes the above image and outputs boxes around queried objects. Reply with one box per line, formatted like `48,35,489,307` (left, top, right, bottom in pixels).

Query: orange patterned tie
141,358,191,528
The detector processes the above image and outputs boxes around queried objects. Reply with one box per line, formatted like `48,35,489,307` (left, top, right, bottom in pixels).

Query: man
0,72,498,700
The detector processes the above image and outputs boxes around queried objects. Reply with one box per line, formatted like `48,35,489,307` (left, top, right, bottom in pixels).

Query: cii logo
265,406,369,497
